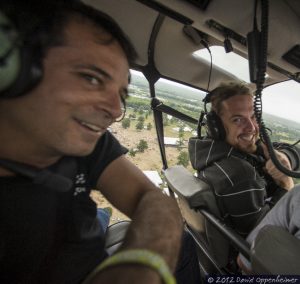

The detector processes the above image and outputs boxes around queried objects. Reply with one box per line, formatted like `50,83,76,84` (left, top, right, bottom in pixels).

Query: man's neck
0,121,62,172
0,144,61,177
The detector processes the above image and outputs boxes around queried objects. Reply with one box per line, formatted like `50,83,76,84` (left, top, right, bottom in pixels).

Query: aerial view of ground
90,121,184,225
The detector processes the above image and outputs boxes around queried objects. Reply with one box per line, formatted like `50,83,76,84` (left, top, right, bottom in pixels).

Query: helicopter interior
84,0,300,276
83,0,300,276
1,0,300,278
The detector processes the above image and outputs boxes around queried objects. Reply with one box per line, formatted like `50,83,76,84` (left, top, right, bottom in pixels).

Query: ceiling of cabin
84,0,300,91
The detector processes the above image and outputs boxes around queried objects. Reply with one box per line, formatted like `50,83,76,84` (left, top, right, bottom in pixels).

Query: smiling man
189,82,298,236
219,94,259,154
0,1,202,284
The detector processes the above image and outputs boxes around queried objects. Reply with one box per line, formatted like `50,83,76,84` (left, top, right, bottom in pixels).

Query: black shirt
0,132,127,284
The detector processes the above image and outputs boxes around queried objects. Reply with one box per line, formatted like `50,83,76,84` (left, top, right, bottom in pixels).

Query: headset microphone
0,159,73,192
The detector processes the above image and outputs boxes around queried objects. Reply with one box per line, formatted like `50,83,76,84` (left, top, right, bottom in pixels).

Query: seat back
164,165,231,273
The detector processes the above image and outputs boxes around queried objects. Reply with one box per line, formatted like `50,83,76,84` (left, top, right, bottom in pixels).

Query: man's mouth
239,134,256,142
76,119,105,134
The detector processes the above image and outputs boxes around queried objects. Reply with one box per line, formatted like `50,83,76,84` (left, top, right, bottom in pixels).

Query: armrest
163,165,220,217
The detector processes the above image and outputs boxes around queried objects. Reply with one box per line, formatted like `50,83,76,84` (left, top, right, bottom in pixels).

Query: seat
105,220,130,255
163,165,250,275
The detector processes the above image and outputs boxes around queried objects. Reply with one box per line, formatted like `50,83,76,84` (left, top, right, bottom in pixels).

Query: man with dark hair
0,2,200,283
189,81,299,236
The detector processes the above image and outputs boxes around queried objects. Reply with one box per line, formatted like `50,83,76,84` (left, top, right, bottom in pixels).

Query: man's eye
233,117,242,124
80,73,102,85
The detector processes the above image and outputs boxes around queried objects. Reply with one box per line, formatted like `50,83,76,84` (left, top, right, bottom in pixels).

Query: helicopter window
111,70,154,171
111,71,205,176
262,80,300,185
111,72,300,184
155,78,207,170
155,78,206,121
193,46,269,83
262,80,300,129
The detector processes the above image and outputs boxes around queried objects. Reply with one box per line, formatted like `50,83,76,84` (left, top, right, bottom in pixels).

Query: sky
262,80,300,123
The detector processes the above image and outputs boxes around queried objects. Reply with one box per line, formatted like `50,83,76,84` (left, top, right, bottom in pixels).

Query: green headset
0,8,43,98
0,10,20,93
0,1,85,99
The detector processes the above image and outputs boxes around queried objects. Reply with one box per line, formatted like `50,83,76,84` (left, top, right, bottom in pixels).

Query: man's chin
238,143,257,154
62,143,98,157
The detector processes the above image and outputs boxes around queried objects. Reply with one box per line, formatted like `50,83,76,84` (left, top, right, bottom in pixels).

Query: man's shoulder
86,131,124,157
189,137,233,170
76,131,127,188
209,154,256,175
203,149,262,184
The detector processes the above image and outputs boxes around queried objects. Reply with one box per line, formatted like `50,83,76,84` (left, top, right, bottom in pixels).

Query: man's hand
261,143,294,190
96,156,183,283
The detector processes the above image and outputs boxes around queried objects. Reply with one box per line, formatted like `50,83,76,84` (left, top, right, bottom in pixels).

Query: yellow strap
83,249,176,284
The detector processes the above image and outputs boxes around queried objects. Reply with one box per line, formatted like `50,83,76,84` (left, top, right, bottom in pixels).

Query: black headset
206,110,226,140
202,89,226,141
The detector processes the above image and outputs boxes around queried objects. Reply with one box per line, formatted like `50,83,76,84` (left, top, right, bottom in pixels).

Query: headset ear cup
0,10,21,92
0,10,43,98
206,111,226,140
1,45,43,98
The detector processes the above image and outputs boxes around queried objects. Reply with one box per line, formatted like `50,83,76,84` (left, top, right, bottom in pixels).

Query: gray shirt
239,184,300,270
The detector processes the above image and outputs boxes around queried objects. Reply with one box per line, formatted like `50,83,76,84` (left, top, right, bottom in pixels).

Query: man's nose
104,87,123,120
244,118,257,131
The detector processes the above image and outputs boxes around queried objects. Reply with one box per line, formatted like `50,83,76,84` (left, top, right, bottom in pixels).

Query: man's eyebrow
230,114,243,119
75,64,131,86
74,64,112,80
